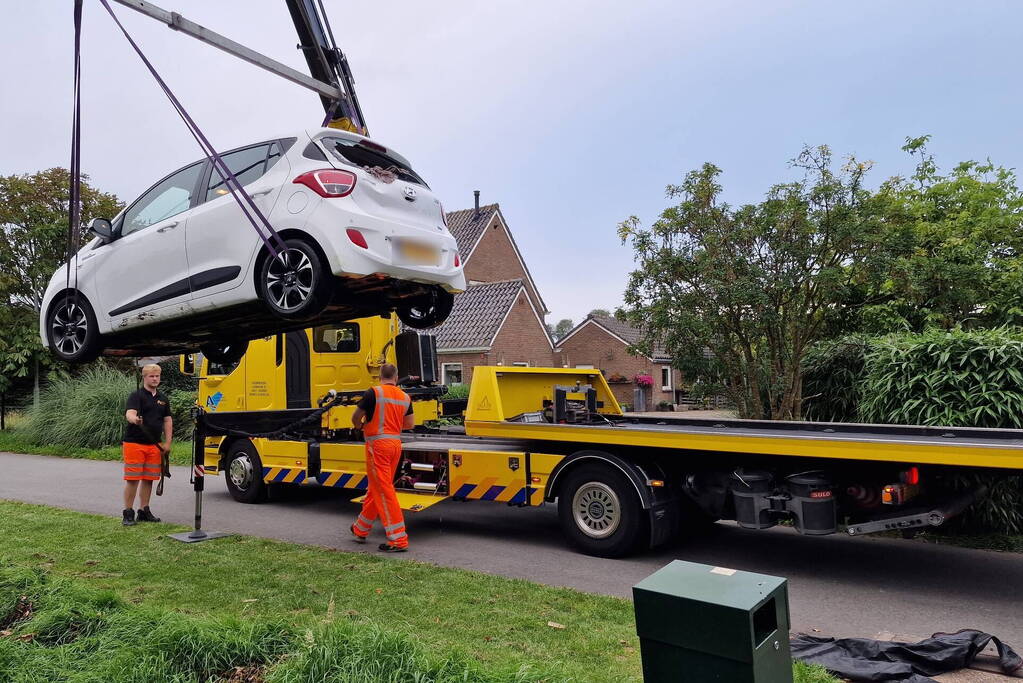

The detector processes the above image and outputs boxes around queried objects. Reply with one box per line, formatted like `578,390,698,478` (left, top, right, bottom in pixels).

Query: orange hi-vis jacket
362,384,411,440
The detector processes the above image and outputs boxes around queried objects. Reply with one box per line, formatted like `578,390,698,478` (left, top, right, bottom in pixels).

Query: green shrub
443,383,469,399
157,358,198,393
859,327,1023,428
18,365,134,449
801,335,868,422
168,389,196,440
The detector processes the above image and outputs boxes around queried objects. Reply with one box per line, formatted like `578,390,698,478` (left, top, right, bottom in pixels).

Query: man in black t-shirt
121,364,172,526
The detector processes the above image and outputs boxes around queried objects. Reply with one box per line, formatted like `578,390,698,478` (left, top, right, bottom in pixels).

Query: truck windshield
320,136,428,187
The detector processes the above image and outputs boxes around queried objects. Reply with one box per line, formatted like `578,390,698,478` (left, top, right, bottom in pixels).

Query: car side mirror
88,218,113,240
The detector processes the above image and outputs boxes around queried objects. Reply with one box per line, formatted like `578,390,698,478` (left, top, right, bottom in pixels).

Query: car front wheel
258,238,331,319
46,294,102,363
396,287,454,329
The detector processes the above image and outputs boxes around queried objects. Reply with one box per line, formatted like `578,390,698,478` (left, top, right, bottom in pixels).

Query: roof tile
445,203,499,256
433,279,524,350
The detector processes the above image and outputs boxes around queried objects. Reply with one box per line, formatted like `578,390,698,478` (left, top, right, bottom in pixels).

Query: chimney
473,190,480,219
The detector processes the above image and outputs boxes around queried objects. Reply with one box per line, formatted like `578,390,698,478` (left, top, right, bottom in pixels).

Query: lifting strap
64,0,84,306
92,0,286,256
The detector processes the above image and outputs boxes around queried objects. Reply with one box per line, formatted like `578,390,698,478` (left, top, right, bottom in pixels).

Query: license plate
395,240,439,266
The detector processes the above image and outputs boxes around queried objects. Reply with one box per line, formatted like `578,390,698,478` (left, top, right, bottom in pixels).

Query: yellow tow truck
183,317,1023,557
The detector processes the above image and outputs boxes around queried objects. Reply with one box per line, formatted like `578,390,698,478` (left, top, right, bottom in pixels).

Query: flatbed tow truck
183,318,1023,557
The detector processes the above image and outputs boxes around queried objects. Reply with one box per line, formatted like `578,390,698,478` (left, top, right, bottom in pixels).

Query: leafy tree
619,146,881,419
859,137,1023,332
548,318,574,340
587,309,611,318
0,169,122,402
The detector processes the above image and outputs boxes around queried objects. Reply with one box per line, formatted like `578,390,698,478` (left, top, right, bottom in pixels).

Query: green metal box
633,560,792,683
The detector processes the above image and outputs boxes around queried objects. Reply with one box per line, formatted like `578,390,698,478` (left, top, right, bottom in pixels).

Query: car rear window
320,136,428,187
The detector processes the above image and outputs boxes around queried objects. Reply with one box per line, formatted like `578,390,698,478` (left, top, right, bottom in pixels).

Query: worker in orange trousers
349,363,414,551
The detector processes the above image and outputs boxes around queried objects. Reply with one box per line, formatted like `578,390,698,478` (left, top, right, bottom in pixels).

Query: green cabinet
633,560,792,682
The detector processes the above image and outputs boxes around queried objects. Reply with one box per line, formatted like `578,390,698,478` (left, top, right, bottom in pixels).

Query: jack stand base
168,530,231,543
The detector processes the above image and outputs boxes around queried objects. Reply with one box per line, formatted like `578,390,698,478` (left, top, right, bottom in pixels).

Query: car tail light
293,169,356,197
346,229,368,249
902,467,920,485
454,253,461,267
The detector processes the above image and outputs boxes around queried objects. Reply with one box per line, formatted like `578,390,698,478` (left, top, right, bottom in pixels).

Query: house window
312,323,360,353
661,366,672,391
512,361,529,367
442,363,463,385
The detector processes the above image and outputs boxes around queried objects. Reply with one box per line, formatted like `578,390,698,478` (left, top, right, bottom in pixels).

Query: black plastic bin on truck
633,560,792,683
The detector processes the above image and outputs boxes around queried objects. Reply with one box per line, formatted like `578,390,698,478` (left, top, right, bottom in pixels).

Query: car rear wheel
396,287,454,329
200,339,249,366
46,294,102,363
258,238,331,319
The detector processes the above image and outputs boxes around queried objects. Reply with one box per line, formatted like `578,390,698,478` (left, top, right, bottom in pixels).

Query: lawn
0,430,194,466
0,500,836,682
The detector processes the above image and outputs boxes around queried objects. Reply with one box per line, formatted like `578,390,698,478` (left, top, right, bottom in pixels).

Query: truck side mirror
179,353,196,376
88,217,113,238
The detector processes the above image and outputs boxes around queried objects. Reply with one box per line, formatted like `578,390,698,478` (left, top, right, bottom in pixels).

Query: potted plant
634,373,653,388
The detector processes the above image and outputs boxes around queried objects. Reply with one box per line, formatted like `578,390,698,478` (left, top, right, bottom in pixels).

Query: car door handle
156,221,179,233
250,187,273,197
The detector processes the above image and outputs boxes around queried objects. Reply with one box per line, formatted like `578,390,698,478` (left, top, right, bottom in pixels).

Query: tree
587,309,611,319
619,146,881,420
858,136,1023,332
0,169,122,402
548,318,575,340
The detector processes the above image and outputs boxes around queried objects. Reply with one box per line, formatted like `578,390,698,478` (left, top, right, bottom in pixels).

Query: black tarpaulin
791,629,1022,682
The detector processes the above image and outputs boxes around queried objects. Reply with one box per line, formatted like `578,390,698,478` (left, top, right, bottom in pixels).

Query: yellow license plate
396,240,439,265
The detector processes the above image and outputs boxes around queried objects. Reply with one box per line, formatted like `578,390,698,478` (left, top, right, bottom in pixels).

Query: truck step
349,491,449,512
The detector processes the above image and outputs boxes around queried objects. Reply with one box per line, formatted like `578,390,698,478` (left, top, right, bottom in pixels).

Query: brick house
433,197,554,385
554,314,682,409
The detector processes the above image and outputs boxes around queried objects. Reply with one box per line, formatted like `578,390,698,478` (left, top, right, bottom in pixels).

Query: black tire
258,238,331,319
557,464,649,558
396,287,454,329
224,440,268,503
200,339,249,366
46,293,102,363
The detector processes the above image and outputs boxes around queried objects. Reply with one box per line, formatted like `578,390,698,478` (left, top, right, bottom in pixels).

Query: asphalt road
2,451,1022,648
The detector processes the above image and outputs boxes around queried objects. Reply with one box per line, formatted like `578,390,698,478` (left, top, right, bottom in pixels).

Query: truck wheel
558,464,648,557
224,440,268,503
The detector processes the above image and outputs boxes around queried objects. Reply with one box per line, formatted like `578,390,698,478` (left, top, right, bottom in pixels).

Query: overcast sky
3,1,1022,326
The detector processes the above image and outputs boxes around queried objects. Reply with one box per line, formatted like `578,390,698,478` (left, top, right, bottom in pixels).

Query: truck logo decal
206,391,223,411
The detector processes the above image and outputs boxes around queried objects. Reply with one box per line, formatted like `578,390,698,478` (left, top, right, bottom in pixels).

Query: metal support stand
170,407,230,543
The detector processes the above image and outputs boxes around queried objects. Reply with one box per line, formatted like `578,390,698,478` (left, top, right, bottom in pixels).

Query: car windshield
320,136,428,187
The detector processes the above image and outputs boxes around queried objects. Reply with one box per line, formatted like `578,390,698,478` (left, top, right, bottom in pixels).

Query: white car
40,128,465,363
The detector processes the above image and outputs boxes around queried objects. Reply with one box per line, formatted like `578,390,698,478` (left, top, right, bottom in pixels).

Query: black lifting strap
64,0,84,314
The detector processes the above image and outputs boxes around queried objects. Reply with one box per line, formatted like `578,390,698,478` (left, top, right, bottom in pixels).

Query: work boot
136,507,161,523
350,524,367,544
122,508,136,526
377,543,407,553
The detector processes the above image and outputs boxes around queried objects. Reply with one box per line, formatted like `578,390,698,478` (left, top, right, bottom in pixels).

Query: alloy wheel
265,248,314,311
51,302,89,356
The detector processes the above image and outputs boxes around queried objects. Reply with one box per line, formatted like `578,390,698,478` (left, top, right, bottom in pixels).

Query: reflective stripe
383,522,403,533
375,386,386,433
365,434,401,442
387,530,408,541
358,514,373,526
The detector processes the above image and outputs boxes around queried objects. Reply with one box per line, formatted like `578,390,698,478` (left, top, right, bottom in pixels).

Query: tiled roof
433,279,524,350
445,203,499,256
561,314,672,361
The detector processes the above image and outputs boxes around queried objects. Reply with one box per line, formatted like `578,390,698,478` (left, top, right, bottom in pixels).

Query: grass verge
0,430,193,467
0,501,836,682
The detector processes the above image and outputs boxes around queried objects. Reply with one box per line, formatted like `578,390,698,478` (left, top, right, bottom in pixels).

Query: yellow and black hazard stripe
449,476,540,505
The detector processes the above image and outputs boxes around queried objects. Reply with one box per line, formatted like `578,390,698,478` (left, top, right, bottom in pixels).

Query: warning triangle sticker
478,396,491,410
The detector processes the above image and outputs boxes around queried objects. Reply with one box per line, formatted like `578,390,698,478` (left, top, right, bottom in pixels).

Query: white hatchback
40,128,465,363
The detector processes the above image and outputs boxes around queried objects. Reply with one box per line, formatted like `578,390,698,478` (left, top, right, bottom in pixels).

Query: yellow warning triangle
478,396,491,410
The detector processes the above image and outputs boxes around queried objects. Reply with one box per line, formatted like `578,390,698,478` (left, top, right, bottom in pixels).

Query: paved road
2,451,1022,650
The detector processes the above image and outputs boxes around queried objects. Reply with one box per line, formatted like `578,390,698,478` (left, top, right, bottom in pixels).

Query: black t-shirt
357,388,414,422
124,388,171,444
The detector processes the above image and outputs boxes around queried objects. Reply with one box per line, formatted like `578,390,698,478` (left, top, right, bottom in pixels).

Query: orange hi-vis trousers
352,437,408,548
